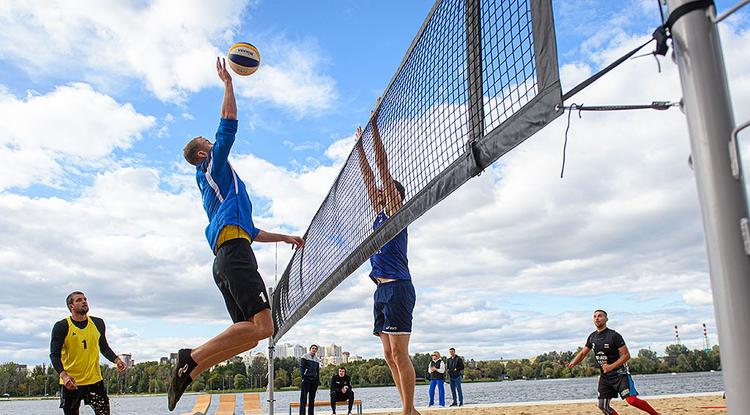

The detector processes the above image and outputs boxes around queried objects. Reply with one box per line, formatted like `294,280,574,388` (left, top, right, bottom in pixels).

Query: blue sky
0,0,748,366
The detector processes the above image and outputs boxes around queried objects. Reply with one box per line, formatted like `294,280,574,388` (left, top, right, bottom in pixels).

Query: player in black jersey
567,310,660,415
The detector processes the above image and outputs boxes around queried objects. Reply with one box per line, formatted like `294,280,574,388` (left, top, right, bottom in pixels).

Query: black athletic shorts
60,380,109,415
598,373,638,400
213,238,270,323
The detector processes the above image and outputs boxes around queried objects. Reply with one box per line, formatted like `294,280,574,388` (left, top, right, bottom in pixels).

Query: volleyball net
271,0,562,343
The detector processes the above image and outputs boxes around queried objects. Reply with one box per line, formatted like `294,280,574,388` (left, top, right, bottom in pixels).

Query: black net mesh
272,0,560,341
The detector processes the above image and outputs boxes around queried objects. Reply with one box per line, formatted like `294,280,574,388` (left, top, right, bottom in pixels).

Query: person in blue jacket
167,57,304,411
299,344,321,415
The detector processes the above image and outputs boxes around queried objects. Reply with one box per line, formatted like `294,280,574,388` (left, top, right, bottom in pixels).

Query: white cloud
0,0,248,102
234,36,338,116
682,289,714,306
0,83,155,190
324,134,357,163
0,0,338,114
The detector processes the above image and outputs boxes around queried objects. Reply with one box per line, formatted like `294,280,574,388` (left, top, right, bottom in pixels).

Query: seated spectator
330,367,354,415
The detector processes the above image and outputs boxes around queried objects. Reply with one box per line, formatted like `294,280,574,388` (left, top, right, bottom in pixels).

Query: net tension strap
560,0,715,104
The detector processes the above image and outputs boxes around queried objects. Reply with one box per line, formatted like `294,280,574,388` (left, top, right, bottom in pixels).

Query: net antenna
271,0,563,343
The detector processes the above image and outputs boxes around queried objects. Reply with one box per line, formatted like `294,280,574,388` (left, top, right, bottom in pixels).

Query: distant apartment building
274,345,287,359
169,352,178,365
159,357,169,365
293,344,305,358
120,353,134,368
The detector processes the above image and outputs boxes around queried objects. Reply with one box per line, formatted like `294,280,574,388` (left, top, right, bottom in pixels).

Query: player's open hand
371,97,382,117
285,235,305,249
217,57,232,85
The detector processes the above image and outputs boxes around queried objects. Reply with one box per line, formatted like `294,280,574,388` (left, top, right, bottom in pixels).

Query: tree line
0,344,720,397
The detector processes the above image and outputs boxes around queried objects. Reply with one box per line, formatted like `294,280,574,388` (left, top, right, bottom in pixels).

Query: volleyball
227,42,261,76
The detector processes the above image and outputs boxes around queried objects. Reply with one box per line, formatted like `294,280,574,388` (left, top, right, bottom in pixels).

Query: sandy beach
366,394,727,415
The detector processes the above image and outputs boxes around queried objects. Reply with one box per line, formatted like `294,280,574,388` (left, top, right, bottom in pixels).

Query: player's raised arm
371,100,403,215
356,126,380,213
217,57,237,120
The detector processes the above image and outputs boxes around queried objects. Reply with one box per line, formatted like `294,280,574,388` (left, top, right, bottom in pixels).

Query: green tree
356,365,370,385
275,368,289,388
483,360,505,379
234,374,249,389
292,367,302,387
367,365,392,385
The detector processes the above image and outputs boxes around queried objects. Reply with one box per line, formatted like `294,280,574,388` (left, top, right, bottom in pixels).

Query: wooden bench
289,399,362,415
243,393,264,415
215,394,238,415
179,394,212,415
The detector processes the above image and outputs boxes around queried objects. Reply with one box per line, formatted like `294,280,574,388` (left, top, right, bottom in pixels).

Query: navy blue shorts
373,279,415,335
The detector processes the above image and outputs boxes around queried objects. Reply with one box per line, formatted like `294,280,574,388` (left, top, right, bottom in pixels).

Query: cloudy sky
1,0,748,367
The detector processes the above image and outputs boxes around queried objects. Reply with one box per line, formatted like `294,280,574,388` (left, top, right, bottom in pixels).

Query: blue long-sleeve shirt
195,118,261,251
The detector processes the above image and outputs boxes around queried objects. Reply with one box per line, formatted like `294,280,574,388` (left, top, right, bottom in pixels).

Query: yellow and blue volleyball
227,42,261,76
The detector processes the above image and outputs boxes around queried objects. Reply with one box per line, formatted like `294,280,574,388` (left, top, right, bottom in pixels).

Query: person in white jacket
427,351,446,407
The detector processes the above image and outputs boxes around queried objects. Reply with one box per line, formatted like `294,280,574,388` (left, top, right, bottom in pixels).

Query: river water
0,371,724,414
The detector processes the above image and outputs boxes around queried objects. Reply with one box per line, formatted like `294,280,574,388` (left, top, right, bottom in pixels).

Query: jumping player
50,291,126,415
567,310,661,415
169,57,304,410
355,99,419,415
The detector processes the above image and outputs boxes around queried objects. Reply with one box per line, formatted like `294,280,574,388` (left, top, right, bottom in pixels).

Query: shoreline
2,390,725,404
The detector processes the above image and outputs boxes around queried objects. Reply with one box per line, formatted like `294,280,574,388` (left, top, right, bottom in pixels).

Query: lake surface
0,371,724,414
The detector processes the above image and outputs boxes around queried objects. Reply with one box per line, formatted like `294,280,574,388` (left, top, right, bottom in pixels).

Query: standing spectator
427,351,446,407
299,345,321,415
330,367,354,415
447,348,464,406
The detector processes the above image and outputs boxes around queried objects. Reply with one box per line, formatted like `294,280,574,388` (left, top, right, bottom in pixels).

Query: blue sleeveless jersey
369,211,411,281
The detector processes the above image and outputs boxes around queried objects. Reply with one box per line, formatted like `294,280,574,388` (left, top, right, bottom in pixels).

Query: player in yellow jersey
49,291,126,415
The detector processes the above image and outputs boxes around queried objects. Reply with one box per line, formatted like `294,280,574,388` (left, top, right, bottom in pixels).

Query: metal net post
667,0,750,413
268,286,276,415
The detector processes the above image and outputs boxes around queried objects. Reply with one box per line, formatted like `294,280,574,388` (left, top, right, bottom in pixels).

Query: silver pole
268,286,275,415
667,1,750,413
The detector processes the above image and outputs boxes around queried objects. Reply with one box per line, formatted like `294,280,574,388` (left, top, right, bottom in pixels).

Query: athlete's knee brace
598,398,617,415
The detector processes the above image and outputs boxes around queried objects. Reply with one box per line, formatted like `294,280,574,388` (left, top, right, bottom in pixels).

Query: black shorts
60,380,109,415
598,373,638,400
213,238,270,323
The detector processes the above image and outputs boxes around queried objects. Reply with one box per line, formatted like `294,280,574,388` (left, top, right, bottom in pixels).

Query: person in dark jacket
447,347,464,406
299,344,321,415
330,367,354,415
